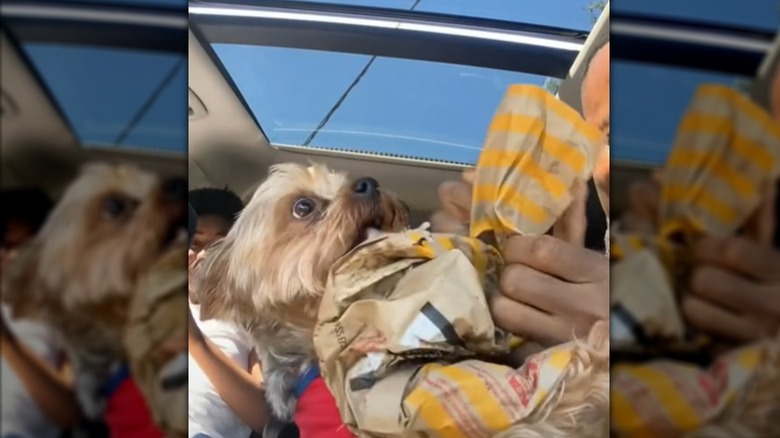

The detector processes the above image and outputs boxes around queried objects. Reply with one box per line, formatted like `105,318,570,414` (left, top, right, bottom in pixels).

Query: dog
194,162,410,420
1,163,187,420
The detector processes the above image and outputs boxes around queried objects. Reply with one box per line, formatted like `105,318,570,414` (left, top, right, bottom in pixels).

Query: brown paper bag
610,85,780,437
314,83,608,438
124,243,188,437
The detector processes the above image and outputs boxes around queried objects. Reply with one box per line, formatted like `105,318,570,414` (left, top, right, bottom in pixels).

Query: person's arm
0,316,82,429
188,309,270,433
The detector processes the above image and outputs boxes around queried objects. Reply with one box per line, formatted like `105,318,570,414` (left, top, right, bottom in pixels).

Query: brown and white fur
1,163,187,419
194,163,409,420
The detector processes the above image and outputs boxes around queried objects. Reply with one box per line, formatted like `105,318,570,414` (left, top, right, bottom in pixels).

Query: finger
628,179,661,225
430,211,468,234
553,180,587,245
489,294,574,344
690,265,780,318
693,237,780,281
682,296,765,343
438,181,472,223
502,235,607,283
500,263,608,320
743,181,776,245
462,168,476,185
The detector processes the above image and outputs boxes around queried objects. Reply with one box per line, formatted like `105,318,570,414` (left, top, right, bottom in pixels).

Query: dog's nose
162,178,187,201
352,177,379,198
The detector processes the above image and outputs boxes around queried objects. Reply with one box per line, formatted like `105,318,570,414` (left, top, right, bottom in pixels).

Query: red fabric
293,376,355,438
103,378,163,438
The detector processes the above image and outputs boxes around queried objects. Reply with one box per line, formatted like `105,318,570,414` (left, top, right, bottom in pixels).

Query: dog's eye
102,197,129,218
292,198,315,219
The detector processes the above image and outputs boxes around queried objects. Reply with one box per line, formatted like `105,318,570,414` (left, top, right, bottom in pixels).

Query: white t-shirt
1,306,63,438
188,301,256,438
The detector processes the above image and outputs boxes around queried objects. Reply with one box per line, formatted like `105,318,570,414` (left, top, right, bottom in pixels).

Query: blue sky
214,0,598,164
16,0,778,164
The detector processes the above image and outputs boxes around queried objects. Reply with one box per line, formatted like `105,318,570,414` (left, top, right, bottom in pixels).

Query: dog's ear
195,238,244,322
2,241,47,319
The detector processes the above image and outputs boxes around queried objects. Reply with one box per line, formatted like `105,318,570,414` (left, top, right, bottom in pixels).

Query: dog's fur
1,163,186,419
194,163,409,419
195,162,609,436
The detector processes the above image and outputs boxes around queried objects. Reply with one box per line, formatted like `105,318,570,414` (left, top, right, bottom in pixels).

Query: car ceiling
188,6,610,222
0,17,186,200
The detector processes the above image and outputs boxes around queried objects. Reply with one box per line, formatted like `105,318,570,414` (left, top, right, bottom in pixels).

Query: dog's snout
352,177,379,198
162,178,187,201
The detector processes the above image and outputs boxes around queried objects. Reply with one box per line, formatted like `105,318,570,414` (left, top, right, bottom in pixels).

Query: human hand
620,170,663,233
683,236,780,343
491,235,609,344
430,170,473,234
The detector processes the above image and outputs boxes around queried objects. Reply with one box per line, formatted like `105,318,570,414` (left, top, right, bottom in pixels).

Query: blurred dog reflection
1,163,186,420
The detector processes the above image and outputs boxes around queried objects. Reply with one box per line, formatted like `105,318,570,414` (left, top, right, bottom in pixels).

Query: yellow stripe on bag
464,238,488,278
663,184,738,225
666,150,756,198
473,184,548,224
482,118,587,173
697,84,780,138
622,366,702,433
505,85,604,144
611,390,658,438
478,152,568,198
677,114,776,173
436,365,513,433
434,236,456,252
405,365,471,438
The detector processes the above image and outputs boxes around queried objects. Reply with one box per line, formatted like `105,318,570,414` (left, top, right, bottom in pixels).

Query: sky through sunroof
612,61,752,166
212,0,598,164
22,43,187,153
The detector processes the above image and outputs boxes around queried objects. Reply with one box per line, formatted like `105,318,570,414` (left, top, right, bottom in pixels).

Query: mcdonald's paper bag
124,244,189,437
610,84,780,437
314,85,608,437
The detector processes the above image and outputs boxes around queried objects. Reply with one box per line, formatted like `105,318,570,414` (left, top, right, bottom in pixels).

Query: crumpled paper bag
314,84,606,437
610,84,780,437
124,243,189,437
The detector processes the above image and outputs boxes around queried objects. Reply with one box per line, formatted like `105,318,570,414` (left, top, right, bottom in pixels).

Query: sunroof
213,44,554,164
612,0,779,33
284,0,597,31
21,43,187,154
612,60,753,166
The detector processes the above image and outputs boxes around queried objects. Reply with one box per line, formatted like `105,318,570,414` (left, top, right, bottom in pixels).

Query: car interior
2,0,777,437
187,1,607,436
187,0,609,233
0,0,187,200
1,2,186,434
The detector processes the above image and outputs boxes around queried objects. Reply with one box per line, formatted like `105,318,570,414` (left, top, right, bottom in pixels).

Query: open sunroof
213,44,552,165
612,61,753,166
21,43,187,153
2,1,187,155
195,0,598,165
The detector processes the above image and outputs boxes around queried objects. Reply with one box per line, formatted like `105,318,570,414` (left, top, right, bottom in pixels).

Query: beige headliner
188,7,611,219
0,30,186,199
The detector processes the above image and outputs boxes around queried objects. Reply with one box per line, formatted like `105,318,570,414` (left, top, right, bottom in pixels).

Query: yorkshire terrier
1,163,187,420
194,162,410,420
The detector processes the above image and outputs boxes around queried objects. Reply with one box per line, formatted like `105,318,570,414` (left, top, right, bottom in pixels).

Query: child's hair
188,187,244,225
0,187,54,240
